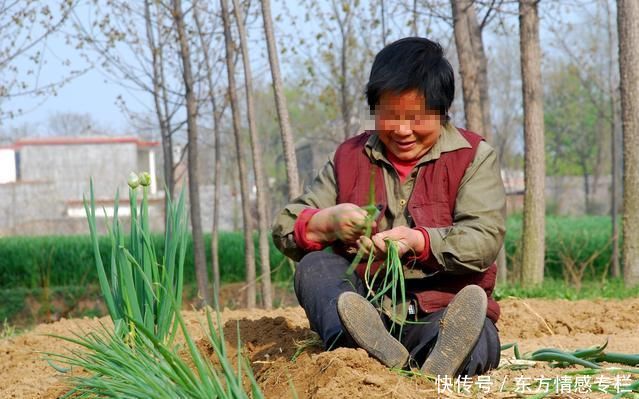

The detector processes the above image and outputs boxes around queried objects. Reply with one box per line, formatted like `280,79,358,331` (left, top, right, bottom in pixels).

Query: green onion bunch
84,174,186,344
54,175,264,398
363,239,407,337
502,339,639,368
500,341,639,398
46,308,262,399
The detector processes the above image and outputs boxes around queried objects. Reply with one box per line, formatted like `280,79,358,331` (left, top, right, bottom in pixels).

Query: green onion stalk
499,341,639,398
501,339,639,369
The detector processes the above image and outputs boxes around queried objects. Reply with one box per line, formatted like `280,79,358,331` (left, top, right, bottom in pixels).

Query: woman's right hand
306,203,376,244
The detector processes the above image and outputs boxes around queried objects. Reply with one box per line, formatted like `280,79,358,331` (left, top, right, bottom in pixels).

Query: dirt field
2,297,639,398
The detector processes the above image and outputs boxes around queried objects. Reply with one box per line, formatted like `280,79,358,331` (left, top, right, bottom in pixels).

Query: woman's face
375,89,442,162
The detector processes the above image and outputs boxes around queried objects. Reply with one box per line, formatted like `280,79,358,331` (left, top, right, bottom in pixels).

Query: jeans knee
294,251,323,289
295,251,347,289
298,251,326,269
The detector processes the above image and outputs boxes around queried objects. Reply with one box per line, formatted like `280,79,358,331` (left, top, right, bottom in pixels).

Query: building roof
9,136,159,149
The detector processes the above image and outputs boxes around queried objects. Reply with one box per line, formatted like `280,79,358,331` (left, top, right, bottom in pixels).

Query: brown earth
2,298,639,398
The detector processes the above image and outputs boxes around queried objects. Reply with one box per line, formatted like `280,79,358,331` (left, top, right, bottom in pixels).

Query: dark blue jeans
294,251,501,376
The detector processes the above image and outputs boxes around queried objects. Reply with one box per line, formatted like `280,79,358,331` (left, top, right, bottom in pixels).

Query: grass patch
0,232,290,290
494,278,639,300
0,215,620,291
505,215,615,281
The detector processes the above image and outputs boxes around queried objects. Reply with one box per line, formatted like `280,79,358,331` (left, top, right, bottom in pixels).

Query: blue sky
3,0,296,136
2,0,591,138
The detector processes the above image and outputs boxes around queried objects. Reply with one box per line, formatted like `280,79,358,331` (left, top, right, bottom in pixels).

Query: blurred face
375,89,442,161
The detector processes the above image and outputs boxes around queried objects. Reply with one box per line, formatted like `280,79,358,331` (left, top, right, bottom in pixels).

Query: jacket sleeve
271,159,338,261
421,141,506,274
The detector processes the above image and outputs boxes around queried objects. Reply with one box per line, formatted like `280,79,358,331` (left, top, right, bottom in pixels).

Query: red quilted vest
332,129,500,323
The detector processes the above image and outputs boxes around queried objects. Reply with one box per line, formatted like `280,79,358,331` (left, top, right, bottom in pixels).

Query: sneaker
336,291,409,369
420,284,487,377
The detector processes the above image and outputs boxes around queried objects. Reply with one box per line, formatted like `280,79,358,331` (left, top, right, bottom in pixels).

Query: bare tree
232,0,272,308
73,1,184,199
545,6,621,215
519,0,545,287
411,0,419,36
297,0,373,143
144,0,177,198
171,0,210,306
451,0,498,142
451,0,487,138
0,1,84,122
545,1,621,265
489,39,522,171
221,0,257,308
488,38,522,285
260,0,300,199
544,62,609,214
211,102,223,301
193,7,223,303
47,112,101,136
380,0,387,46
604,0,622,278
333,0,357,141
618,0,639,286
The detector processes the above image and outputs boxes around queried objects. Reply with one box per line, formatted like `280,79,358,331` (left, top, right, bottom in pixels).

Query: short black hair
366,37,454,118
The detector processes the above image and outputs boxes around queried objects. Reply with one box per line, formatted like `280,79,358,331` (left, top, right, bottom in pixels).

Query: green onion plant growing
84,173,186,344
47,174,264,398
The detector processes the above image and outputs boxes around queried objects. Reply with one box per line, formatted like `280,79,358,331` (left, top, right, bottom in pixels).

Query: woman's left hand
357,226,425,259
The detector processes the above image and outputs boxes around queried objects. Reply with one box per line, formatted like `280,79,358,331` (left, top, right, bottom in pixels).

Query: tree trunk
605,0,621,278
221,0,257,308
211,103,222,301
157,11,176,197
451,0,483,135
604,0,623,277
192,10,221,303
232,168,240,231
331,0,354,141
611,108,621,277
171,0,210,306
340,26,350,141
143,0,174,200
611,96,622,277
411,0,418,36
618,0,639,286
451,0,493,141
260,0,301,199
496,245,507,285
451,0,504,280
519,0,545,287
159,59,176,198
582,164,591,214
468,3,493,143
380,0,386,46
210,96,226,304
232,0,272,309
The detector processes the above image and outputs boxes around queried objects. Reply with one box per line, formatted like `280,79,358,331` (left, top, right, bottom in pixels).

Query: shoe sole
337,291,409,368
420,285,487,377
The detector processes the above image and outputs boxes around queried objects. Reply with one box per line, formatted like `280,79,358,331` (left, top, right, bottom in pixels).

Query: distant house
0,136,163,236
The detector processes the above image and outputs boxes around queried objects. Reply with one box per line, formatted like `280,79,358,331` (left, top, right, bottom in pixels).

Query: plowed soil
2,298,639,398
